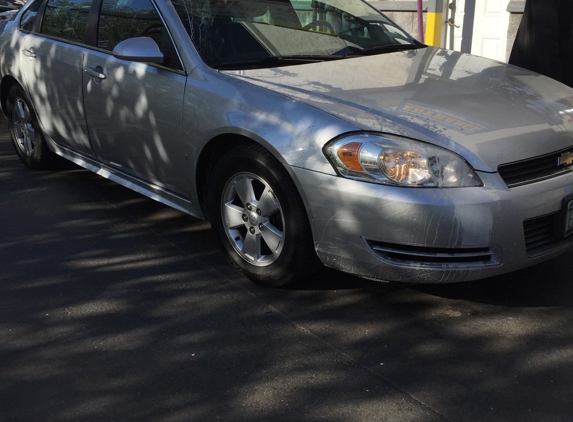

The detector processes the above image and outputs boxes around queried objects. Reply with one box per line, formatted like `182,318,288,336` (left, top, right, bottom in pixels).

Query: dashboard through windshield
171,0,421,69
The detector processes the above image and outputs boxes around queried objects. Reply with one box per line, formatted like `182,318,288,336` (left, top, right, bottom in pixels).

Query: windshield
171,0,420,69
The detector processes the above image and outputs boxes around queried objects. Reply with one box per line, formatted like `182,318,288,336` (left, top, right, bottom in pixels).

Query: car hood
226,47,573,172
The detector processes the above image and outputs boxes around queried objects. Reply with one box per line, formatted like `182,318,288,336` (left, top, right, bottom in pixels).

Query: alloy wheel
221,171,285,266
12,98,35,156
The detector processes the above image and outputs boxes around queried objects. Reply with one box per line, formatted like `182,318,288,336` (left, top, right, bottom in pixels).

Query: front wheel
208,144,321,287
7,85,57,169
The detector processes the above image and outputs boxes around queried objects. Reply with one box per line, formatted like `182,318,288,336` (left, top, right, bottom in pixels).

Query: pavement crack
254,302,454,422
21,326,87,352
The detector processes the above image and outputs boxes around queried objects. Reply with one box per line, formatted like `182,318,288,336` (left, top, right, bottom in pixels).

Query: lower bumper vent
367,241,495,267
523,213,573,256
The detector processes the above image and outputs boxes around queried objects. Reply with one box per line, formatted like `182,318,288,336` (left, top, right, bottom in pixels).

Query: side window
20,0,43,32
41,0,91,43
98,0,182,70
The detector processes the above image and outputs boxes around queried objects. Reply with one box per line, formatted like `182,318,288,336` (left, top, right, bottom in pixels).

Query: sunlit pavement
1,123,573,422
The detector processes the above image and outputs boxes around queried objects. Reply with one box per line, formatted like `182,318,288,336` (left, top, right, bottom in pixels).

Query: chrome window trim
150,0,187,73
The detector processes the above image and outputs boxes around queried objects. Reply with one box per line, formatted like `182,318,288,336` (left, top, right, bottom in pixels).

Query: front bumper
291,166,573,283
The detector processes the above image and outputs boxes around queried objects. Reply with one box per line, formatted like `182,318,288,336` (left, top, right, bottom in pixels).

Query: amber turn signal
337,142,364,172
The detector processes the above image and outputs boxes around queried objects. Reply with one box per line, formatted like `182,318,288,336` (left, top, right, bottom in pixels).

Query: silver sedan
2,0,573,287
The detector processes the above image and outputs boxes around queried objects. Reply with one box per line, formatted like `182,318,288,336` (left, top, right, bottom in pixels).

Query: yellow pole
425,0,445,47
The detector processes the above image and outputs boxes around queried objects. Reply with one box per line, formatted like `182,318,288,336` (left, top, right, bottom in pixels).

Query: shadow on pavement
2,128,573,422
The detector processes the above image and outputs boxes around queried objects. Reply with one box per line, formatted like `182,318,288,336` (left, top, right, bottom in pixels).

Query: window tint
98,0,158,50
41,0,91,43
20,0,43,32
98,0,182,70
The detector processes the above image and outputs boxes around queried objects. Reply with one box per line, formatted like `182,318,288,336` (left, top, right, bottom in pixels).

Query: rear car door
82,0,187,193
20,0,94,155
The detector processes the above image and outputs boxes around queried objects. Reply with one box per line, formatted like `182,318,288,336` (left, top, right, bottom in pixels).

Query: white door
446,0,510,62
470,0,510,61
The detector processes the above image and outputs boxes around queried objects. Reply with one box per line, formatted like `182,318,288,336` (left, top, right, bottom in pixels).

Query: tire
7,85,57,170
208,144,321,287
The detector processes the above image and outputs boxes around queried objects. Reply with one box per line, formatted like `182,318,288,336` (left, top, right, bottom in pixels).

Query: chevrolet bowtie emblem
558,151,573,167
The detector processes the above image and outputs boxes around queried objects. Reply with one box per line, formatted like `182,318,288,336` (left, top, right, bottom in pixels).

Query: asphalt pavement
1,124,573,422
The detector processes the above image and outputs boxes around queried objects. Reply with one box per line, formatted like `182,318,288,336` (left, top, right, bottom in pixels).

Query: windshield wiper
358,44,422,56
334,43,422,57
213,55,345,70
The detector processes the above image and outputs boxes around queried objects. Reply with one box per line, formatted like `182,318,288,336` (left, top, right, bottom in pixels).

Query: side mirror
112,37,164,64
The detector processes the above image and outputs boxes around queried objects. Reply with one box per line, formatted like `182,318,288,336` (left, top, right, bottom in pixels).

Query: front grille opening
523,212,573,256
498,147,573,188
367,241,495,267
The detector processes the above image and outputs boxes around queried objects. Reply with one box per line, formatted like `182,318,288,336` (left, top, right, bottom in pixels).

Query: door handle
22,49,36,58
85,67,106,80
447,18,460,28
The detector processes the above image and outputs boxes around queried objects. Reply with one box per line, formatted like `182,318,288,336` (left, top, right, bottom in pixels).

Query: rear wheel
208,144,321,287
7,85,56,169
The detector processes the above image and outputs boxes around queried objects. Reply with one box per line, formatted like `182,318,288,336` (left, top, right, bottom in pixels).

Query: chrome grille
498,147,573,188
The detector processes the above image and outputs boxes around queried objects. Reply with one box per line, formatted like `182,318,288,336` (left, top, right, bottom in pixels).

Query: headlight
324,133,482,187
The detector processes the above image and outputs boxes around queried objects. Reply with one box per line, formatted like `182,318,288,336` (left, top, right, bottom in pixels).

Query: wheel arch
196,134,266,219
0,76,21,118
195,133,313,225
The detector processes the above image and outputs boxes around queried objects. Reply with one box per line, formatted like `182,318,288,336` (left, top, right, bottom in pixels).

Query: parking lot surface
1,126,573,422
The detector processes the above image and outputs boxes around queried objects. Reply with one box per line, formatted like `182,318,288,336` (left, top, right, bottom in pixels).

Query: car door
82,0,187,193
19,0,94,156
